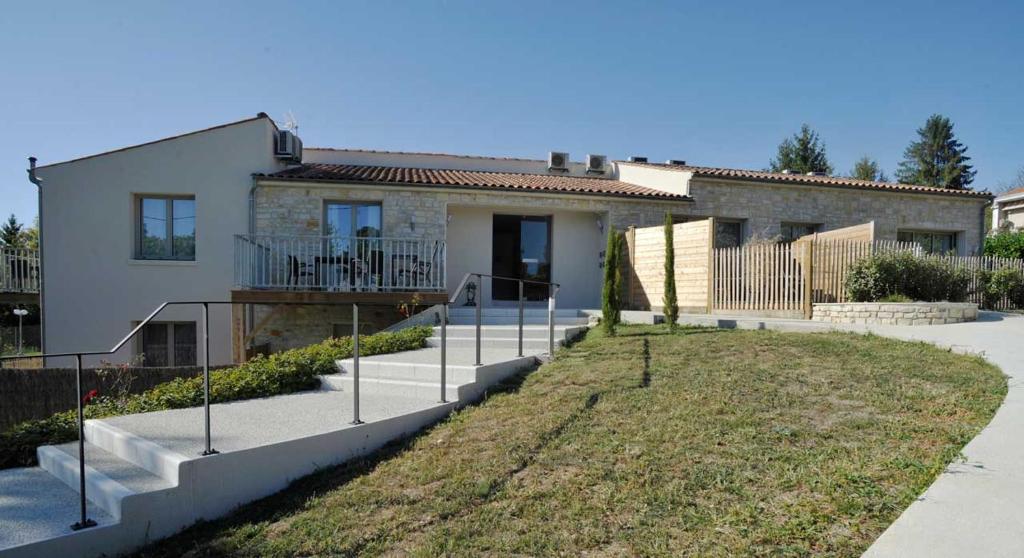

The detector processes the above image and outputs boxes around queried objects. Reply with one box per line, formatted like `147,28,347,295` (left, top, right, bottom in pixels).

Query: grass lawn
135,326,1005,557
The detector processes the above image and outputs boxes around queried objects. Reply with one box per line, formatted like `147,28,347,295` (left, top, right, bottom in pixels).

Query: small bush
0,326,432,470
845,252,970,303
976,268,1024,309
985,230,1024,259
878,293,913,303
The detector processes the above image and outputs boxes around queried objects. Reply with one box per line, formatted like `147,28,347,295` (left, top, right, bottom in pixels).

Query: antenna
281,110,299,134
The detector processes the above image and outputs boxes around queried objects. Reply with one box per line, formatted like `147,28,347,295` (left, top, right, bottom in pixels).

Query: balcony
232,234,447,304
1,247,39,303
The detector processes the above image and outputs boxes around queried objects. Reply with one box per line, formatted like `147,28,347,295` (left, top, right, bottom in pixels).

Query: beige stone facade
687,179,988,254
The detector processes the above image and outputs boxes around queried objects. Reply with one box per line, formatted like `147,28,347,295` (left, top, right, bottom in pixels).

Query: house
992,187,1024,230
32,113,992,366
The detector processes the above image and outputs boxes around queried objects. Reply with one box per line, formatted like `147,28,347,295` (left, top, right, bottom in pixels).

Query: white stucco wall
445,205,605,309
36,117,284,366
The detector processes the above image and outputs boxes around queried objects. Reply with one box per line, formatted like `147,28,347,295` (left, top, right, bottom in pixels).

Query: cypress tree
663,213,679,331
602,226,620,335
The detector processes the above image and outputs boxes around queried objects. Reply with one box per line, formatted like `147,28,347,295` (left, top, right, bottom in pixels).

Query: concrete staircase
0,308,590,558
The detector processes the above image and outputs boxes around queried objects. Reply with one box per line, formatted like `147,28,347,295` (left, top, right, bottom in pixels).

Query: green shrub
976,268,1024,309
878,293,913,303
845,252,970,303
0,326,432,470
985,230,1024,259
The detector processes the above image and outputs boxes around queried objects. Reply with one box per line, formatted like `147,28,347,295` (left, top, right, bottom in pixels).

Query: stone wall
812,302,979,325
255,184,688,241
249,303,408,354
687,179,987,254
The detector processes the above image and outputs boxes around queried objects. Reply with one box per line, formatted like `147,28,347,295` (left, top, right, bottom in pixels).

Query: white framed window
136,195,196,260
897,230,958,255
139,321,197,367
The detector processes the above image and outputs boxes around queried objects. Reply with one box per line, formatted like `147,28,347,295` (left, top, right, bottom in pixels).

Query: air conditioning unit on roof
275,130,303,162
586,154,607,174
548,151,569,172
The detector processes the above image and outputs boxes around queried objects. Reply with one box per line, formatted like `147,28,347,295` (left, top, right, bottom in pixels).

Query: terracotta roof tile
259,163,691,201
620,161,993,199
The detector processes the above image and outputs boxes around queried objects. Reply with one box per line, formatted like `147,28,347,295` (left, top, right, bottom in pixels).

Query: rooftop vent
548,151,569,172
665,159,687,166
586,154,608,174
628,156,648,163
805,171,829,177
781,169,794,175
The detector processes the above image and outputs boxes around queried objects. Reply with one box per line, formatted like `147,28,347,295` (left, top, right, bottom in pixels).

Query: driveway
853,312,1024,557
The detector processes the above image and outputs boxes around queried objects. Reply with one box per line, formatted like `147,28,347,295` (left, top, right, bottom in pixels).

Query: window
324,201,382,257
897,230,958,255
138,196,195,260
780,222,820,242
140,322,196,367
714,220,743,248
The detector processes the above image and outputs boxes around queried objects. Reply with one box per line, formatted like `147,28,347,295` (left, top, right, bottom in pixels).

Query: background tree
0,215,24,248
850,156,889,182
601,227,621,335
896,114,975,189
662,213,678,331
769,124,833,175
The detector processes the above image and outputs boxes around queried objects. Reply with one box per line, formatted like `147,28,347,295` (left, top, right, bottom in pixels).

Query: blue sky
2,0,1023,224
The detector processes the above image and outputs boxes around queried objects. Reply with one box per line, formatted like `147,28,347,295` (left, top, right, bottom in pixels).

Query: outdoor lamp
465,281,477,306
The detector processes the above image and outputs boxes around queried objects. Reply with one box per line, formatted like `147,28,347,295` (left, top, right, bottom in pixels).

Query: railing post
474,274,483,366
71,354,96,531
517,280,524,357
201,303,218,456
548,285,556,355
440,304,447,403
351,303,363,424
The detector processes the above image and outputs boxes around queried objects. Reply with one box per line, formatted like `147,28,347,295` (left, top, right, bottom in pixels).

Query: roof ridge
617,161,992,198
304,161,620,183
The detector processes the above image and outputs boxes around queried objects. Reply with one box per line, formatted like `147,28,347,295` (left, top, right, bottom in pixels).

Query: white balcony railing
1,247,39,294
234,234,446,292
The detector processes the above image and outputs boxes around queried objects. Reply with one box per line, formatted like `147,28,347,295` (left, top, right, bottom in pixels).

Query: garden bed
813,302,979,325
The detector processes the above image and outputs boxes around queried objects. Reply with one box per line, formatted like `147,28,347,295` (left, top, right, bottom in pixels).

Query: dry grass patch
135,326,1004,558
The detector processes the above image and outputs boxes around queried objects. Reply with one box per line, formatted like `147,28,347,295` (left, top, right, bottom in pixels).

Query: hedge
845,252,970,303
0,326,432,470
976,268,1024,309
985,230,1024,259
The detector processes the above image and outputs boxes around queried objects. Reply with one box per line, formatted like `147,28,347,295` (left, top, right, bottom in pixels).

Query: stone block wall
688,179,987,254
812,302,979,325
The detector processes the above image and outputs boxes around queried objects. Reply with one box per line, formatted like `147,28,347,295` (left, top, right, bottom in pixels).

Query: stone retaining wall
812,302,979,325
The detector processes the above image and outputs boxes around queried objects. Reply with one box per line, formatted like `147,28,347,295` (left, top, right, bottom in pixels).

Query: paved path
857,313,1024,558
680,311,1024,557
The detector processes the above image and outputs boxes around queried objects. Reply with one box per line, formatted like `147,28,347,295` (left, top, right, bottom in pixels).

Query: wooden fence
944,254,1024,310
710,239,920,317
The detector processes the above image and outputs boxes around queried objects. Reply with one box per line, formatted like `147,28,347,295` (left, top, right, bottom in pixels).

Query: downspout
27,157,44,355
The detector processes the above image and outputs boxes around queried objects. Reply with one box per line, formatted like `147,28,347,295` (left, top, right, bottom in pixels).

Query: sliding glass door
492,214,552,301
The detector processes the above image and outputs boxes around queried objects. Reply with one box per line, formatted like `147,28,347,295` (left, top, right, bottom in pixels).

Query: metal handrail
0,298,375,533
443,272,561,370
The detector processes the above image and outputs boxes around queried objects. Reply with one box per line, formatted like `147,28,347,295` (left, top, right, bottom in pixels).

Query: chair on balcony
287,255,314,289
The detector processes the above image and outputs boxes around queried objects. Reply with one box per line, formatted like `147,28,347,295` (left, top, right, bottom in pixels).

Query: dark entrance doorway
492,214,552,301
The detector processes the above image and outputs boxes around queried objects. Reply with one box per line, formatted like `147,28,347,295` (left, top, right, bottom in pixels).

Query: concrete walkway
678,311,1024,557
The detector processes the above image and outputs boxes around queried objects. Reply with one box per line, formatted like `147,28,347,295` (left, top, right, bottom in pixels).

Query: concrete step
449,316,590,326
321,375,462,401
433,325,586,338
83,419,189,485
37,441,174,520
425,336,557,350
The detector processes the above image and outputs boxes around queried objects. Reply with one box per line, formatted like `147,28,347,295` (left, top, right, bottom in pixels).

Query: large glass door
323,202,383,287
492,214,552,301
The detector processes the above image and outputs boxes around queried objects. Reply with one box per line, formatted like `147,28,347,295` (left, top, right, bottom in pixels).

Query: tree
850,156,889,182
601,226,622,335
769,124,833,175
662,213,678,331
896,114,975,189
0,215,24,248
